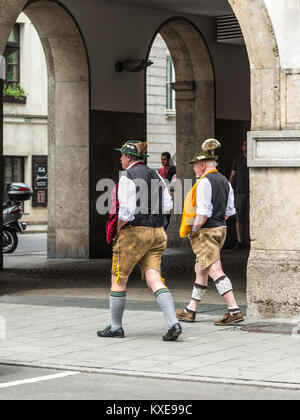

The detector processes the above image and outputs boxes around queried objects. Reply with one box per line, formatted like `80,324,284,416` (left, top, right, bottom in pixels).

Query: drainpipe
0,56,5,270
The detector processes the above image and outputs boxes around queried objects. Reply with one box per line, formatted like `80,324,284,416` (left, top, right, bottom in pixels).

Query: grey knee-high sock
155,288,178,328
110,291,126,331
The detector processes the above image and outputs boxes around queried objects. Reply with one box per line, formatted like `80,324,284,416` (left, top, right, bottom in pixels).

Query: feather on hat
115,140,149,158
202,138,221,152
190,138,221,164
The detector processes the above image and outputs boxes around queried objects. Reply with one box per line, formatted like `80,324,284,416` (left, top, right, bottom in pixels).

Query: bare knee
111,275,128,292
194,263,209,286
145,269,166,294
195,262,206,276
208,260,225,282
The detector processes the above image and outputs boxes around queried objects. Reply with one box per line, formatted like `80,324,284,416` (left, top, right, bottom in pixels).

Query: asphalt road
5,233,47,256
0,365,299,401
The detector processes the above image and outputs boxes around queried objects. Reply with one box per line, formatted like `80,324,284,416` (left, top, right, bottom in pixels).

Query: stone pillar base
247,250,300,318
167,228,190,249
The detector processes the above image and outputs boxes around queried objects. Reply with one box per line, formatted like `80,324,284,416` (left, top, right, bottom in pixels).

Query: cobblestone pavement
0,298,299,390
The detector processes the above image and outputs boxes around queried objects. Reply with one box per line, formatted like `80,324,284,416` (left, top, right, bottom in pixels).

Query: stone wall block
260,69,281,130
250,168,300,251
52,145,89,229
229,0,279,70
52,228,89,259
285,73,300,128
172,59,194,81
0,0,26,53
164,44,189,61
25,2,79,38
251,68,280,130
192,59,214,82
194,81,214,123
47,37,88,82
247,250,300,318
55,81,89,147
0,0,25,24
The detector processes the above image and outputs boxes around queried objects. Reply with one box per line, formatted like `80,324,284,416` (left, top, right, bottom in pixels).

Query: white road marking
0,371,80,389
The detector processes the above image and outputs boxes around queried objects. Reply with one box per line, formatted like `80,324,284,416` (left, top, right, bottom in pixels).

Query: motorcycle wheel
3,229,18,254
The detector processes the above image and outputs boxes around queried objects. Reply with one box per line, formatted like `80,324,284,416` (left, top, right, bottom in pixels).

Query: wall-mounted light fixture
115,59,153,73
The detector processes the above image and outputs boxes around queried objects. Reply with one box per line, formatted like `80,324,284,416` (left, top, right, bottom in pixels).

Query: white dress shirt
196,171,236,218
118,162,173,222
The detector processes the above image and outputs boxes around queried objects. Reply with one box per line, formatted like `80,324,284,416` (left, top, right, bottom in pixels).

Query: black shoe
233,242,244,251
97,325,125,338
163,323,182,342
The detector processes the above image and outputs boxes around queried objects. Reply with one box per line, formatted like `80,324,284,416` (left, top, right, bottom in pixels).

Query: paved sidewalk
24,225,47,234
0,298,299,390
2,249,248,306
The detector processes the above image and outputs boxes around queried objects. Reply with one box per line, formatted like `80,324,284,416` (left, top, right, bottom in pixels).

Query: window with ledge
3,156,25,202
5,24,20,89
166,54,176,114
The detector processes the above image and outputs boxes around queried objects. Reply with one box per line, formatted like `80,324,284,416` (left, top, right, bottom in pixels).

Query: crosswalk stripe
0,371,80,389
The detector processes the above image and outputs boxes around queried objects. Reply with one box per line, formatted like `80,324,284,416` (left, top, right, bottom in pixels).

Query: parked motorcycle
3,183,33,254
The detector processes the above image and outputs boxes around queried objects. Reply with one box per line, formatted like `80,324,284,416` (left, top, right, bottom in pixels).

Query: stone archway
228,0,280,131
228,1,300,318
0,0,90,260
159,19,215,183
147,18,215,246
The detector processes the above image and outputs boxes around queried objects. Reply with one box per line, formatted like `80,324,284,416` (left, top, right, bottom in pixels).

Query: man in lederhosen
97,141,182,341
176,139,244,326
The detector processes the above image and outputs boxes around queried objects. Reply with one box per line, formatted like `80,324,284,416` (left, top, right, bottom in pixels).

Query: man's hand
193,215,207,232
192,225,200,232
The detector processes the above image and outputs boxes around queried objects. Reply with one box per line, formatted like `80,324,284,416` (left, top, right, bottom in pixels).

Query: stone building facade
3,12,48,224
147,34,176,169
0,0,299,319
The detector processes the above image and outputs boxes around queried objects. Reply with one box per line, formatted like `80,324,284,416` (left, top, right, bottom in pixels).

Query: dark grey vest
202,172,230,229
126,163,165,228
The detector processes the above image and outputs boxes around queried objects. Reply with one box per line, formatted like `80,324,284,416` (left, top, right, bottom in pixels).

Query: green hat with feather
115,140,149,159
190,138,221,164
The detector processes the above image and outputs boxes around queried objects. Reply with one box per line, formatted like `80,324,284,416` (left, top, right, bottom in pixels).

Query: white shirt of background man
118,162,173,222
196,172,236,220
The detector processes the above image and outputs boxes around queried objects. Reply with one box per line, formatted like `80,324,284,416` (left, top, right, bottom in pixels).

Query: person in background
229,139,250,251
158,152,176,231
158,152,176,183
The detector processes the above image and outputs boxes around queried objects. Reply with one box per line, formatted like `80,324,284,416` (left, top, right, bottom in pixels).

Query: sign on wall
247,131,300,167
32,155,48,207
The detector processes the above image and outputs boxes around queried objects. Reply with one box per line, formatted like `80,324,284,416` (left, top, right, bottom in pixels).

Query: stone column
25,2,90,260
0,76,3,270
167,80,214,247
166,82,195,247
172,82,196,182
246,124,300,318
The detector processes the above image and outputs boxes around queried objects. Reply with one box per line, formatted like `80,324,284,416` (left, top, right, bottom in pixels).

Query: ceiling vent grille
217,14,244,45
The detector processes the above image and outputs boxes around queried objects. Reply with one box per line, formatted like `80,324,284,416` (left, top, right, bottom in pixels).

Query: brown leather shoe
214,311,244,326
176,308,196,323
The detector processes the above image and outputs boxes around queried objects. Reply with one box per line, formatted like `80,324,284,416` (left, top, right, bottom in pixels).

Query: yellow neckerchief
179,169,218,238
